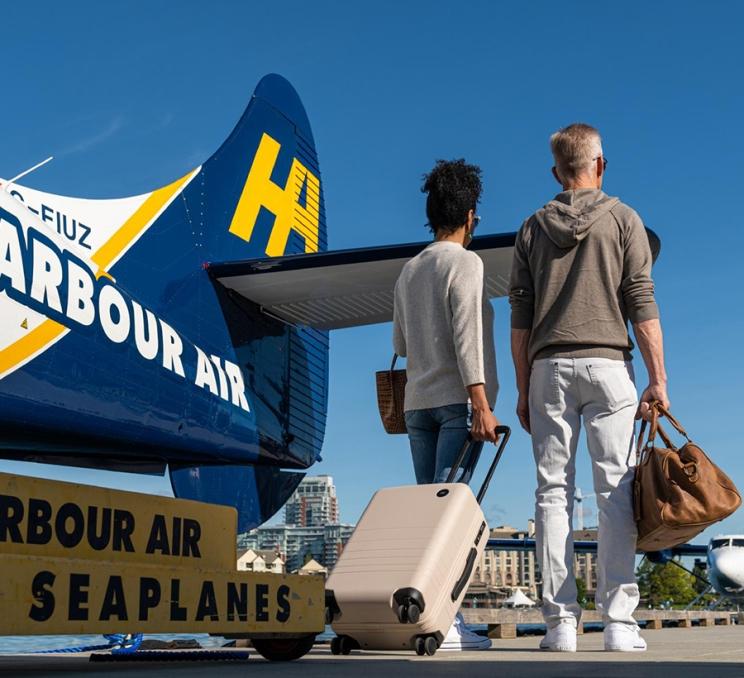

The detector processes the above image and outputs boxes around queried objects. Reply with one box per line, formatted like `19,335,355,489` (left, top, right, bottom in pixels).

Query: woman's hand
472,407,501,443
467,383,500,442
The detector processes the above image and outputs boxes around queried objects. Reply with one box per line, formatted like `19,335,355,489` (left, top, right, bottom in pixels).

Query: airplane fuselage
708,535,744,599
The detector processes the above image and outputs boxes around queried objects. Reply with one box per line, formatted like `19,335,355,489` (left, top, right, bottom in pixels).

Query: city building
466,522,538,607
285,475,339,527
237,522,354,573
236,476,354,573
464,522,598,607
298,558,328,577
573,528,599,595
236,548,284,574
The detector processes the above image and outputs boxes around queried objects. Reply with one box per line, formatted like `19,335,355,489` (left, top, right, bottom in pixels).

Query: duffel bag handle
649,401,691,443
637,402,690,463
445,426,511,505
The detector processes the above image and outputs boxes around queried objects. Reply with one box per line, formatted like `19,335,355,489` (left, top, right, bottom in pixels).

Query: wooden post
576,621,584,635
646,619,663,630
488,623,517,639
678,618,693,628
700,617,714,627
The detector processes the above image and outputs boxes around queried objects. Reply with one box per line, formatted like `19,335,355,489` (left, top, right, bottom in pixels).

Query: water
0,623,610,653
0,633,228,654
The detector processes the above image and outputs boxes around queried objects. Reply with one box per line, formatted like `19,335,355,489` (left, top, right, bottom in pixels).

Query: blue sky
2,1,743,539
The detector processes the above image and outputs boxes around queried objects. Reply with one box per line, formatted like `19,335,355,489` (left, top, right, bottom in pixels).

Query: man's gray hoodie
509,188,659,363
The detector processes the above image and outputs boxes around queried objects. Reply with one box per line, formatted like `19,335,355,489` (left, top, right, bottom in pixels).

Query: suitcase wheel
393,588,425,624
415,635,438,656
330,635,356,656
397,602,421,624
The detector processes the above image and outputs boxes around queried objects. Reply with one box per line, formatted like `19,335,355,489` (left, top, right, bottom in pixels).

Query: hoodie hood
534,189,620,248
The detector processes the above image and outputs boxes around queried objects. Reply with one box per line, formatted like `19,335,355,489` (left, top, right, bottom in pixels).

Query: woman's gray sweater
393,241,498,412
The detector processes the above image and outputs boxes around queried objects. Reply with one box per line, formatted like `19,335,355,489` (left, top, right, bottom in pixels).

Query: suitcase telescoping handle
445,426,511,505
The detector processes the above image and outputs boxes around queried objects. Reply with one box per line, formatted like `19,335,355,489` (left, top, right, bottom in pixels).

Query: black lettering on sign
255,584,269,622
0,494,24,543
27,498,52,545
182,519,201,558
195,581,218,621
227,582,248,622
170,579,187,621
146,515,170,555
172,517,182,556
138,577,161,621
100,576,128,621
55,503,84,548
112,509,135,553
88,506,112,551
29,571,55,622
69,573,90,621
276,584,291,623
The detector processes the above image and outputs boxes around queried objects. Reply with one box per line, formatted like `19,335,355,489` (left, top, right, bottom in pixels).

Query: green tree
692,560,710,595
636,558,697,607
575,577,587,607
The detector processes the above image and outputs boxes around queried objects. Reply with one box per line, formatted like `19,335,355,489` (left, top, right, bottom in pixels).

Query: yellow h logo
228,133,320,257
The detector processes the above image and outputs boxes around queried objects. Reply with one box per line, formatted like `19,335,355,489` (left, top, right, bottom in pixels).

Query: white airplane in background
701,535,744,607
489,534,744,609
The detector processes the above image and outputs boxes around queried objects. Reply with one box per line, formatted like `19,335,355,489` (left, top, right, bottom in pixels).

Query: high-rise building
237,522,354,573
236,475,352,573
285,475,339,527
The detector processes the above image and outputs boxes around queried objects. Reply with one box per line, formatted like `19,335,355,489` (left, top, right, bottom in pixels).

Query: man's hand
516,392,531,433
511,328,532,434
472,407,501,443
636,382,670,420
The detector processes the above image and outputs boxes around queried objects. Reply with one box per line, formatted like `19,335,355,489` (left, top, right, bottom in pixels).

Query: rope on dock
32,633,143,654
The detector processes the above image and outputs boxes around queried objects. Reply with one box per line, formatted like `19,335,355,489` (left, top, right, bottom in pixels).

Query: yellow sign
228,132,320,257
0,473,325,636
0,555,323,635
0,472,236,569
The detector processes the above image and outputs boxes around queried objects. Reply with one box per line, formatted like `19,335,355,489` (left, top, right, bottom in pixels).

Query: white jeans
529,358,639,629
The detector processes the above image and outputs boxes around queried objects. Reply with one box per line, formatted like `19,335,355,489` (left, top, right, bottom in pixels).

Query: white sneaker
438,613,492,651
604,622,647,652
539,623,577,652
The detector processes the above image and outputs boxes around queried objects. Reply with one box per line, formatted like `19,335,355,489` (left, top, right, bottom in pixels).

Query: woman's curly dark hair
421,159,482,235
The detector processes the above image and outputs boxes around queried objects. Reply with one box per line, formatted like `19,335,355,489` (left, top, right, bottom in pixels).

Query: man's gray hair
550,123,603,181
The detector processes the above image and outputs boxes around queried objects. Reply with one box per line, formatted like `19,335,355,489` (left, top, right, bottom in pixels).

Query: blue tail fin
166,74,329,529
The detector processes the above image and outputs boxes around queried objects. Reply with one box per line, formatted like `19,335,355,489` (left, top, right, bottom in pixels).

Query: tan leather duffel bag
634,403,741,552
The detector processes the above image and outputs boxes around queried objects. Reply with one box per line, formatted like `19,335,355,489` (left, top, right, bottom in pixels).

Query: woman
393,159,499,483
392,159,499,651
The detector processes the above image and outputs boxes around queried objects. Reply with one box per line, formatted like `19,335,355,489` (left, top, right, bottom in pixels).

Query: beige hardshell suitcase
326,427,510,656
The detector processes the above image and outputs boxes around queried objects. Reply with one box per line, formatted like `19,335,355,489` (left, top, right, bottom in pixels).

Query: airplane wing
486,538,707,558
207,232,516,330
208,228,660,330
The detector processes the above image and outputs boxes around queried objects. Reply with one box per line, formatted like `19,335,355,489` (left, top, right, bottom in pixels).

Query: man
509,124,669,653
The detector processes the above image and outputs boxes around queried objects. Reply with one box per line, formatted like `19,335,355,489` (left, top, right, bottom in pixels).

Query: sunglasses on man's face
595,156,608,170
472,215,481,228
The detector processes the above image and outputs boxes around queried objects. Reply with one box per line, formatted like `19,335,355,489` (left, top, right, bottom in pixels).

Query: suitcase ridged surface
327,482,488,650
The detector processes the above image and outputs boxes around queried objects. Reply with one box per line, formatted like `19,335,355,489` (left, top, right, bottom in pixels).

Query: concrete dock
1,626,743,677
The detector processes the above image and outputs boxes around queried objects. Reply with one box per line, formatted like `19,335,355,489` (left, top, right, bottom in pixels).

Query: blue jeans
404,404,483,484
